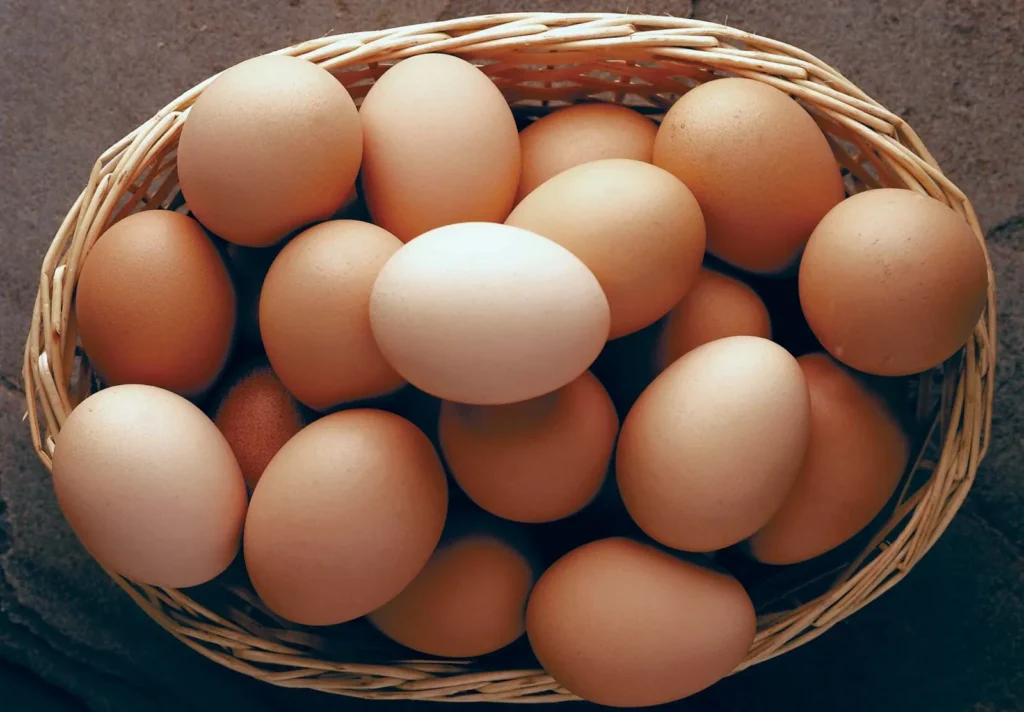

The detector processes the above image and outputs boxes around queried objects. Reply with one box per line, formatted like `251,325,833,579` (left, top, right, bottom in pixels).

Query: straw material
22,12,997,703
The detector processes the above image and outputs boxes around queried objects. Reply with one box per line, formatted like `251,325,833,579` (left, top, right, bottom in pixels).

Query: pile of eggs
51,51,988,706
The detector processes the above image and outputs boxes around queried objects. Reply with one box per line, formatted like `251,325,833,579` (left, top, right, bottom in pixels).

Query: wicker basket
23,11,996,703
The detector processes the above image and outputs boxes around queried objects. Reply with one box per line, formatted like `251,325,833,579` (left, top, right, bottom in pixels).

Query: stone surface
1,0,1022,710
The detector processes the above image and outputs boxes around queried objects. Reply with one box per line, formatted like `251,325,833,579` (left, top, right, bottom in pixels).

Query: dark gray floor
1,1,1022,710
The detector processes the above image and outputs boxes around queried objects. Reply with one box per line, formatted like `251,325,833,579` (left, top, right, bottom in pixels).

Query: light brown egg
370,223,610,405
657,268,772,370
52,385,248,588
506,159,706,339
526,538,755,707
617,336,810,552
243,409,447,626
653,78,844,274
75,210,235,398
211,360,305,491
799,188,989,376
369,533,535,657
439,371,618,523
517,103,658,202
749,353,910,564
259,220,405,411
177,55,362,247
360,54,520,241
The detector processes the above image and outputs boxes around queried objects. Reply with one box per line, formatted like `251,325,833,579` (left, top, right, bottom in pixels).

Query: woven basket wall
23,12,996,703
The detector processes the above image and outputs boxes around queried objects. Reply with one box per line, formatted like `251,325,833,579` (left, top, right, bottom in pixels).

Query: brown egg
211,361,305,491
359,54,520,241
52,385,248,588
259,220,405,411
370,223,610,405
506,159,706,339
517,103,658,201
617,336,810,552
439,371,618,523
369,533,535,657
654,78,844,274
657,268,772,370
243,409,447,626
799,188,989,376
749,353,910,564
177,55,362,247
526,538,755,706
75,210,236,398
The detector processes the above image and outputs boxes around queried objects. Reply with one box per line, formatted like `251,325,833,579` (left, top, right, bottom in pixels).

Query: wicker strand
21,12,996,703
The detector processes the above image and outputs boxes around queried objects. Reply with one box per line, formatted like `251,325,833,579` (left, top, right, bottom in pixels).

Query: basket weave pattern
23,12,996,703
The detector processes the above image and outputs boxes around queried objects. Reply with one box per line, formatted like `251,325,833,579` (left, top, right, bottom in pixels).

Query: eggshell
259,220,405,411
369,533,535,657
653,78,844,273
657,268,772,370
360,54,520,241
617,336,810,552
243,409,447,626
52,385,248,588
799,188,989,376
75,210,235,398
506,159,706,338
369,223,610,405
749,353,910,564
177,55,362,247
526,538,755,706
211,360,305,491
439,371,618,523
517,103,658,201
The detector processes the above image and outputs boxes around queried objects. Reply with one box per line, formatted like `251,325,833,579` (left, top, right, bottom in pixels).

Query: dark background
1,0,1022,710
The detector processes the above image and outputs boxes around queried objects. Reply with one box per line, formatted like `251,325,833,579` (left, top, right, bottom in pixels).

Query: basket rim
21,10,998,704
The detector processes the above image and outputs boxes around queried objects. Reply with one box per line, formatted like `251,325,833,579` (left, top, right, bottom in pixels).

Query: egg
369,532,535,657
211,360,305,491
799,188,989,376
359,54,520,241
526,538,755,706
369,223,610,405
653,78,844,274
749,354,910,564
657,268,772,370
259,220,405,411
52,385,248,588
177,55,362,247
243,409,447,626
517,103,658,201
439,371,618,523
75,210,235,398
506,159,706,339
617,336,810,552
